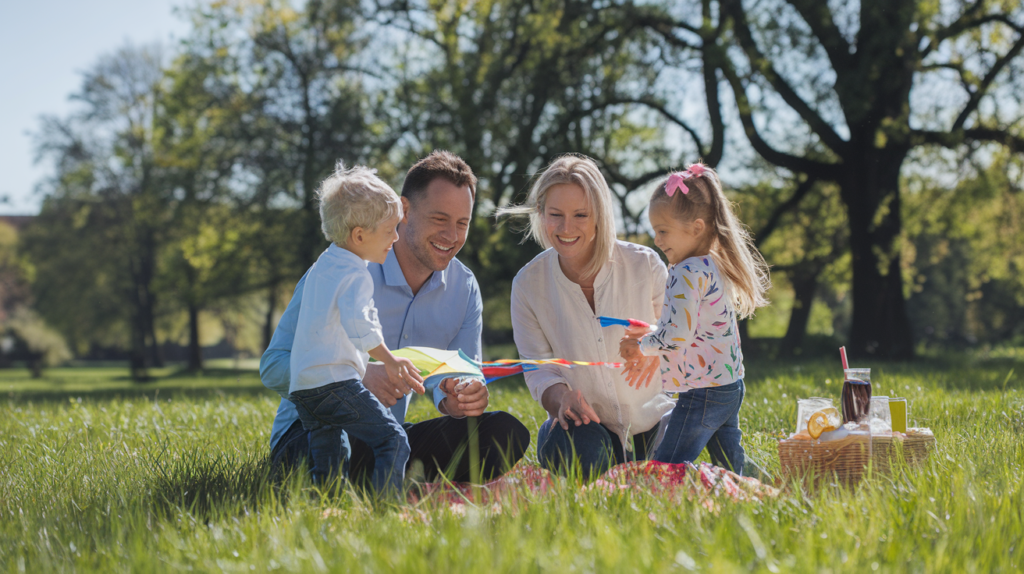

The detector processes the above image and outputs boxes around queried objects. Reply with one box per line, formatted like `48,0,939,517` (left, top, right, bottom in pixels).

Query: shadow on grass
3,383,273,405
149,448,287,521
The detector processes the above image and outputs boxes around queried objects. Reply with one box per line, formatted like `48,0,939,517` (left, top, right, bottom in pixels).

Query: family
259,150,769,492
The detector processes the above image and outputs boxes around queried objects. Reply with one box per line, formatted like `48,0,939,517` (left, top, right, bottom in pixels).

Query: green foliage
1,357,1022,571
905,152,1024,346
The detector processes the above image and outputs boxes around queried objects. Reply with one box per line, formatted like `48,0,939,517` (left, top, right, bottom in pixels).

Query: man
261,151,529,483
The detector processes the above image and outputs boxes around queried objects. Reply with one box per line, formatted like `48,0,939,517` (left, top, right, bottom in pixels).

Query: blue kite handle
598,316,631,328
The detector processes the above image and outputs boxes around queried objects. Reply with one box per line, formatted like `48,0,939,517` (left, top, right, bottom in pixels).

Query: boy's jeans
289,379,410,493
653,379,746,474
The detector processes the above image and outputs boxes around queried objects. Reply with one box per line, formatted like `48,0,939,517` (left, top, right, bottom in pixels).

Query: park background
1,0,1022,375
1,1,1023,571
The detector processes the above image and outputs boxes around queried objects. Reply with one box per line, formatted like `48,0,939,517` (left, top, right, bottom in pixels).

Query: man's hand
363,363,425,407
438,378,489,418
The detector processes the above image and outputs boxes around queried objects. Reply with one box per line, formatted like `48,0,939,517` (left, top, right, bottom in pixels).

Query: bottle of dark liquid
841,368,872,424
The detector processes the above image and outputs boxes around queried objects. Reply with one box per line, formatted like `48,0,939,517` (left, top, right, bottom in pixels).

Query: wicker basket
870,434,902,475
778,434,872,486
903,429,936,466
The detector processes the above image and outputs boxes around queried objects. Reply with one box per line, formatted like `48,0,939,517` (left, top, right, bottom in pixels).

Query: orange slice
807,407,840,439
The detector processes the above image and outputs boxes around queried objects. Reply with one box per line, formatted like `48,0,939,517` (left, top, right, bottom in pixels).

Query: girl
619,163,770,474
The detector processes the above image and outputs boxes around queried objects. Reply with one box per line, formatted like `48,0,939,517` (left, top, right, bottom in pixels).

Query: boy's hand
384,356,426,395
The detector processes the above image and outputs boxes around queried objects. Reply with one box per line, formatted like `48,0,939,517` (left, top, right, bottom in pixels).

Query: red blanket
403,461,779,519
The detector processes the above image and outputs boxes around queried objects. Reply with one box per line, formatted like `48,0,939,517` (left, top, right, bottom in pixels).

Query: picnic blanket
402,461,779,519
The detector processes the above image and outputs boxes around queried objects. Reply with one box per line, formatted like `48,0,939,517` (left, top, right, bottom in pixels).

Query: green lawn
1,356,1021,572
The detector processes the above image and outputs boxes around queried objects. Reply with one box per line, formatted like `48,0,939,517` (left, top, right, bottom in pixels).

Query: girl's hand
622,324,652,340
619,337,643,363
384,357,425,394
557,389,600,430
622,355,660,389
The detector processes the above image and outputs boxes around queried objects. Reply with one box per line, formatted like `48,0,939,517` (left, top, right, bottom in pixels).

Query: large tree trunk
187,303,203,371
129,280,151,382
841,152,914,360
779,271,818,357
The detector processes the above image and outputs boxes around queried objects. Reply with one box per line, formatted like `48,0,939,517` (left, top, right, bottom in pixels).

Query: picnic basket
903,428,936,466
778,434,872,486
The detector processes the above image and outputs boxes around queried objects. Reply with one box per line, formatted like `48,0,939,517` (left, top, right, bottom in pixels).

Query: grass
0,356,1022,572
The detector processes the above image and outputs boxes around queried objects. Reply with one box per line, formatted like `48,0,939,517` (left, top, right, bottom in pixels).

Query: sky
0,0,191,215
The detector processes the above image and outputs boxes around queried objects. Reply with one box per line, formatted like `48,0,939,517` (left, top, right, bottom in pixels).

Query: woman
500,154,674,478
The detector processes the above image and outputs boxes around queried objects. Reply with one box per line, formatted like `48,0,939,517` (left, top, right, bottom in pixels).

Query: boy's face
355,212,401,265
398,178,474,272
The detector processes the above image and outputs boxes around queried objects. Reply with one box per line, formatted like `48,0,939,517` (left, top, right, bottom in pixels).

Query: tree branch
785,0,852,74
719,61,838,180
913,127,1024,152
754,176,817,248
721,0,849,156
952,31,1024,130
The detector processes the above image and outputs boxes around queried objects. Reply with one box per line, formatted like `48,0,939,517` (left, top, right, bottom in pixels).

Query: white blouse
511,240,675,448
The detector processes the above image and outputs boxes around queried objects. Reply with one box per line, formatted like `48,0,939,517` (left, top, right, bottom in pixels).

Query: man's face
399,178,474,272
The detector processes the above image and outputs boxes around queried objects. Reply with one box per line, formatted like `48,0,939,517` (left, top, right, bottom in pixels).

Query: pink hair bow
665,164,707,197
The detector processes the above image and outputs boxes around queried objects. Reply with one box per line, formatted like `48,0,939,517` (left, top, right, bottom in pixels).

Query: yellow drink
889,397,908,433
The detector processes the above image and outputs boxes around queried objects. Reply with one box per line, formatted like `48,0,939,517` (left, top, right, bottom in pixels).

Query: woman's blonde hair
649,163,770,317
496,154,616,280
317,162,402,246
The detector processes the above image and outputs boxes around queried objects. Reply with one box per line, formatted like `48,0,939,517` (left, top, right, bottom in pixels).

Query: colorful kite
379,346,625,388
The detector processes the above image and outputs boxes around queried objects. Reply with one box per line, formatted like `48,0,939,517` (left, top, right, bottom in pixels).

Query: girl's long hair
650,164,770,317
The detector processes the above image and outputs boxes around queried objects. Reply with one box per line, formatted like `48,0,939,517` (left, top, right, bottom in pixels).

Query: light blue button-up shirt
261,249,483,450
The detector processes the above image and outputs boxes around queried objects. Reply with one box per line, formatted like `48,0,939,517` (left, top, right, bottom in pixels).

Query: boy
288,163,424,493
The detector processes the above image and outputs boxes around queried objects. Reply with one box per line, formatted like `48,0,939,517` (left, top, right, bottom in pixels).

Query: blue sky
0,0,191,215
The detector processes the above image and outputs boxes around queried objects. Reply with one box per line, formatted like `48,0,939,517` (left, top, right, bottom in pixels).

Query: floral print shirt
639,255,744,390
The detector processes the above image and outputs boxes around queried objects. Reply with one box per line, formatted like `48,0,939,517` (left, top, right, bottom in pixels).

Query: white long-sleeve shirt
289,245,385,394
510,241,675,447
639,255,745,390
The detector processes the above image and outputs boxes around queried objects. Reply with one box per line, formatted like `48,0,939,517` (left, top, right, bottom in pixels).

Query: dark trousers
536,419,660,479
271,410,530,484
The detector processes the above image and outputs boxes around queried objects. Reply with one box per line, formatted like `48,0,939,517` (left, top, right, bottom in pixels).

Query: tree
644,0,1024,358
30,43,172,379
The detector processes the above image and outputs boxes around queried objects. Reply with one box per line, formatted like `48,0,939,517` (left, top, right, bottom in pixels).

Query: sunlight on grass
0,358,1021,571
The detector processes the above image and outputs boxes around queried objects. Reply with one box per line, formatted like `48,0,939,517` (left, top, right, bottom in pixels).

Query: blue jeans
654,379,745,474
537,419,660,479
289,379,410,493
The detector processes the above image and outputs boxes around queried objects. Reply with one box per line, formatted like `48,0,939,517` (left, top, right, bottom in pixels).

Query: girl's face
542,183,597,266
649,205,706,265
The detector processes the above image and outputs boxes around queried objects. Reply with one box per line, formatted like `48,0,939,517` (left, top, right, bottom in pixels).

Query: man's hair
317,162,402,246
400,150,478,203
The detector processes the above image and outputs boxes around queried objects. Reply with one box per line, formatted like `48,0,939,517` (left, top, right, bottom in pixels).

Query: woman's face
542,183,597,266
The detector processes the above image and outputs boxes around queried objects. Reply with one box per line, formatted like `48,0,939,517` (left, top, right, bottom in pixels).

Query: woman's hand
557,388,601,430
621,355,660,389
541,384,601,430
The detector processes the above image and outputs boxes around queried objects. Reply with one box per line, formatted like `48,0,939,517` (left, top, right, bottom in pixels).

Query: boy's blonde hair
495,154,617,281
650,163,770,318
317,162,402,246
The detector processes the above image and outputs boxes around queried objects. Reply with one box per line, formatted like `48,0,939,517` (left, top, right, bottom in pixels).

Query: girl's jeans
289,379,410,493
654,379,745,474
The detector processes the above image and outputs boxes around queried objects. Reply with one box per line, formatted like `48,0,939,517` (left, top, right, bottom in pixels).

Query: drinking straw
840,346,849,370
